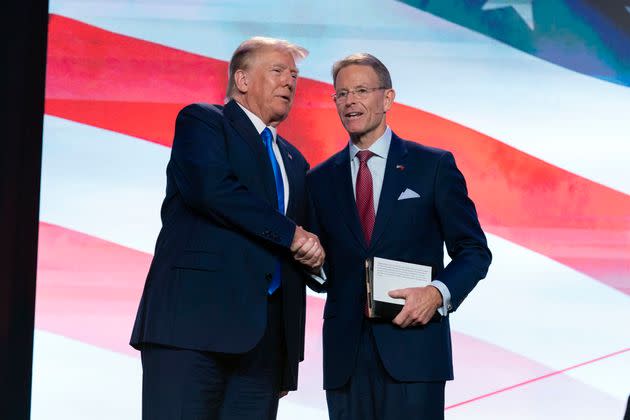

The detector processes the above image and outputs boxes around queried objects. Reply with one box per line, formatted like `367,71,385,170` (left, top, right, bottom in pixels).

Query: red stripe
44,14,630,293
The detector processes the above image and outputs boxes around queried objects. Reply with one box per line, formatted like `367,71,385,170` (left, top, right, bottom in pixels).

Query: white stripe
40,116,167,253
31,329,627,419
31,331,142,420
451,233,630,400
50,0,630,194
31,330,328,419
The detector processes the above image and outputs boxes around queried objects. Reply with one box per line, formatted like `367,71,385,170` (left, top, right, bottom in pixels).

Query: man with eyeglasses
306,53,491,419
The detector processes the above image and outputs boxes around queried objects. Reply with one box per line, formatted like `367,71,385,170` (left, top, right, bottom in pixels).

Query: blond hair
226,37,308,99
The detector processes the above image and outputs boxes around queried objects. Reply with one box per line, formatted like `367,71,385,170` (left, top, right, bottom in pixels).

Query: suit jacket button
265,273,272,281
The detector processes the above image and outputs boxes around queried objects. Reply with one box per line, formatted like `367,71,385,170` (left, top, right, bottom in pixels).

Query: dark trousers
141,292,286,420
326,320,445,420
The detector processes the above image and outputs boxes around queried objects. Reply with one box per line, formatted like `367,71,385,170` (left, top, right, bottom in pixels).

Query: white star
626,5,630,14
482,0,535,30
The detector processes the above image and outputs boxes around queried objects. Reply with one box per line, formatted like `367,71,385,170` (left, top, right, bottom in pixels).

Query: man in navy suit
307,54,492,419
130,37,324,420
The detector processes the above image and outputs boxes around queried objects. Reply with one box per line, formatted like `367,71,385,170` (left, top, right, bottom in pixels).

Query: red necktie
356,150,375,245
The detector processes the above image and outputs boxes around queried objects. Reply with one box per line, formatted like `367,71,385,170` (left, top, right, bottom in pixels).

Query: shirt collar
236,102,278,142
349,126,392,161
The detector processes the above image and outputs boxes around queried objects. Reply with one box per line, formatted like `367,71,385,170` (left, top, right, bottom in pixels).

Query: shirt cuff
430,280,452,316
309,267,327,285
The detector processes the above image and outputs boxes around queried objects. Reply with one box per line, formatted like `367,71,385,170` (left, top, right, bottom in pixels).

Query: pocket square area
398,188,421,200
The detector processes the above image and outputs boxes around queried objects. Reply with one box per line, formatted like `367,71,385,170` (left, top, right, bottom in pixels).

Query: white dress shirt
349,127,392,213
349,127,452,316
237,103,289,213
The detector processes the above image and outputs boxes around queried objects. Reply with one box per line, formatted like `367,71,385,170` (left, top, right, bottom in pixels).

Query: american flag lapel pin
396,164,405,171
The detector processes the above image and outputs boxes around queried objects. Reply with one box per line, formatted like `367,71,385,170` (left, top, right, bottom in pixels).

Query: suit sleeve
302,175,328,293
169,104,296,248
434,152,492,312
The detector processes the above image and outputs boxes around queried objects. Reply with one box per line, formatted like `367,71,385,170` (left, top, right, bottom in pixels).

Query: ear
234,69,249,94
383,88,396,112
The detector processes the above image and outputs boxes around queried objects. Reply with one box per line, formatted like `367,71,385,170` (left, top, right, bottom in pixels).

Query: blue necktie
262,127,284,294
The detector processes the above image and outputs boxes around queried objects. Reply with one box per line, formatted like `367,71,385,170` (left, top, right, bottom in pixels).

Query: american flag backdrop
34,1,630,419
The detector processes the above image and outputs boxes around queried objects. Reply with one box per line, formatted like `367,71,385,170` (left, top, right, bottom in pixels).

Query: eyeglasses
332,87,387,103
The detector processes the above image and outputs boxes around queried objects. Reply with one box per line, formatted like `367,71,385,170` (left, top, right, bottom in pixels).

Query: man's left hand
388,286,443,328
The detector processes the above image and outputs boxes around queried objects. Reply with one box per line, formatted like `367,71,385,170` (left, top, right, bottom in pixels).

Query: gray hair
226,36,309,99
331,53,392,89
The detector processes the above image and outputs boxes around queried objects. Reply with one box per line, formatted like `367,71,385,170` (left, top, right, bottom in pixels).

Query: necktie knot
261,127,273,146
356,150,374,164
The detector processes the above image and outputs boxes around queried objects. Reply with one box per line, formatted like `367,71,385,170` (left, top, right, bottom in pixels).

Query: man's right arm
299,175,328,292
170,105,306,250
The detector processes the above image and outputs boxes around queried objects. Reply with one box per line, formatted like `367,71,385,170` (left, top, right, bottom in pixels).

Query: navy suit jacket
130,100,310,390
306,133,492,389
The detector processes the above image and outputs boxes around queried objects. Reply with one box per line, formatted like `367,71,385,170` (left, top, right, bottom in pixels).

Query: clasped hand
290,226,325,272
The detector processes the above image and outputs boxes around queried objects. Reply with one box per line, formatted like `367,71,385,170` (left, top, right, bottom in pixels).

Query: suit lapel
223,100,277,203
369,134,408,250
332,147,368,250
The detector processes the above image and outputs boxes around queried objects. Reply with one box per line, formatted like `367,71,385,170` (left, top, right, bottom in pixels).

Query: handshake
290,226,325,273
